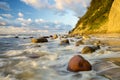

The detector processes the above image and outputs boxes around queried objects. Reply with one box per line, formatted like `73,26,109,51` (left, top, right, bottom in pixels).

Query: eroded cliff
70,0,120,35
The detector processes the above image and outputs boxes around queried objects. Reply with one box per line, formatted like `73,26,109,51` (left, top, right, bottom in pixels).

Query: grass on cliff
71,0,114,33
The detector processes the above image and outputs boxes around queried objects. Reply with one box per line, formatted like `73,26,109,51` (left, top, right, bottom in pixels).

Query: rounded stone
81,45,100,54
52,34,58,39
67,55,92,72
75,40,84,46
31,37,48,43
60,39,70,45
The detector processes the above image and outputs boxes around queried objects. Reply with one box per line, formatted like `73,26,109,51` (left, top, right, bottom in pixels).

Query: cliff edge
70,0,120,35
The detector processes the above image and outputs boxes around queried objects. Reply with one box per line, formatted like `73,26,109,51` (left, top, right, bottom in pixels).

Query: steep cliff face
107,0,120,33
70,0,120,35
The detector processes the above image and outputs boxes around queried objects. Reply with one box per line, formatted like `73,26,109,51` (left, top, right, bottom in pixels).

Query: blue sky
0,0,90,34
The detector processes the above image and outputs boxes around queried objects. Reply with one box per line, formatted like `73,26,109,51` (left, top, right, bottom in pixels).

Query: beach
0,33,120,80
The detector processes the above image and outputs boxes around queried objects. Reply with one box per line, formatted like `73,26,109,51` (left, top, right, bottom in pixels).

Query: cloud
21,0,91,17
35,19,45,23
16,15,72,31
21,0,52,9
55,0,91,16
33,19,72,30
0,22,6,26
18,12,24,17
0,2,10,10
17,17,32,26
17,12,32,26
0,15,21,26
0,26,48,34
0,16,3,19
1,14,13,18
0,16,7,26
0,13,72,34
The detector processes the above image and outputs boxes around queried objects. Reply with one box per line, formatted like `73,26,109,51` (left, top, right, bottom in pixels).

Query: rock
75,40,84,46
81,46,95,54
34,45,41,47
23,37,27,39
52,34,58,39
15,36,19,38
16,71,34,80
28,53,40,59
29,36,34,38
93,40,101,46
31,37,48,43
50,35,53,37
42,36,49,38
60,35,68,39
31,38,37,43
67,55,92,72
60,39,70,45
81,45,100,54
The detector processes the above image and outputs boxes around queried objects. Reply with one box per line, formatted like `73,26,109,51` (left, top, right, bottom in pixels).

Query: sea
0,32,120,80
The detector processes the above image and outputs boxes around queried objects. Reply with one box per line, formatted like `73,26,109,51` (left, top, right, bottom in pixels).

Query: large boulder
31,37,48,43
67,55,92,72
14,36,19,38
52,34,58,39
75,40,84,46
60,39,70,45
81,45,100,54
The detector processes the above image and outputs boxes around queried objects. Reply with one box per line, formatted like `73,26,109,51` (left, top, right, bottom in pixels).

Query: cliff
107,0,120,33
70,0,120,35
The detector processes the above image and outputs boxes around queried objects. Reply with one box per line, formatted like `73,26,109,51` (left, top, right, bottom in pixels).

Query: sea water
0,33,119,80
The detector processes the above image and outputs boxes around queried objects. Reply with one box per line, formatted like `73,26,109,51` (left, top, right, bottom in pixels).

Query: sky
0,0,91,34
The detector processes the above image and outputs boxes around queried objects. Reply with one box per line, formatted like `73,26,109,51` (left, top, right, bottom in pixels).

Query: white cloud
54,20,60,24
0,22,6,26
54,0,91,16
17,17,32,26
34,18,71,30
0,13,72,31
17,12,33,26
35,19,45,23
18,12,24,17
21,0,51,9
21,0,91,17
0,16,3,19
44,26,49,29
0,26,26,34
0,16,7,26
1,14,13,18
0,26,49,34
0,2,10,10
28,18,32,22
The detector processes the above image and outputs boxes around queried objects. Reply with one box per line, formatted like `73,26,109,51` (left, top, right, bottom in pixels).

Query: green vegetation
71,0,114,34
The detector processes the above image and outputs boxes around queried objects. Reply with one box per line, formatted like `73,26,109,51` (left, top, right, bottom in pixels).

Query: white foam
0,35,120,80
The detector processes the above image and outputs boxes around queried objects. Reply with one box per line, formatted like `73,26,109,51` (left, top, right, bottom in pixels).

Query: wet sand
92,34,120,80
92,33,120,51
103,57,120,66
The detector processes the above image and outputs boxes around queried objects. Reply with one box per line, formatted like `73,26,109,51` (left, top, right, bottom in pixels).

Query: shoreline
91,33,120,38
